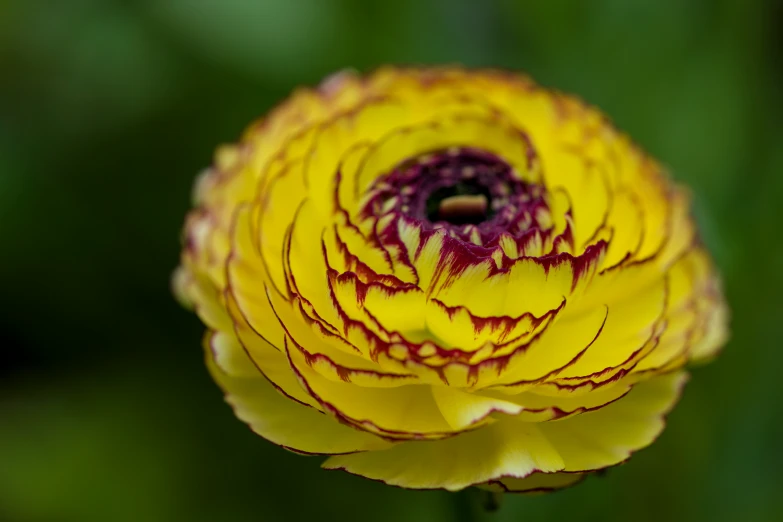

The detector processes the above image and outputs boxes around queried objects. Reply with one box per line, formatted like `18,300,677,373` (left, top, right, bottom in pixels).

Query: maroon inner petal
361,147,550,245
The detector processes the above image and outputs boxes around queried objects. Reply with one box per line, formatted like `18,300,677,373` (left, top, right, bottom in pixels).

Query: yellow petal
482,472,585,494
538,370,688,471
633,249,702,373
266,287,417,387
689,293,729,363
431,386,523,430
223,294,321,407
206,329,259,378
206,335,391,454
354,110,539,197
226,204,286,347
287,344,461,439
428,240,603,319
325,268,413,344
483,303,608,390
323,418,563,491
328,218,401,284
183,271,232,332
655,187,696,269
635,247,729,372
550,150,611,250
256,157,308,296
284,199,346,331
424,299,541,351
553,269,668,379
601,188,645,268
481,379,633,423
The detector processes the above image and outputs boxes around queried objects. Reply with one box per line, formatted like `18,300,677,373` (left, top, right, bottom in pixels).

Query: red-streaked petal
205,333,392,455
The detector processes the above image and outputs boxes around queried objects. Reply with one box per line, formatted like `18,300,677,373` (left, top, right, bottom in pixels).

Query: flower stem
482,490,503,512
453,489,482,522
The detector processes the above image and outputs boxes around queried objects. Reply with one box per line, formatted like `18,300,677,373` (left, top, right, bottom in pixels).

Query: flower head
174,68,729,493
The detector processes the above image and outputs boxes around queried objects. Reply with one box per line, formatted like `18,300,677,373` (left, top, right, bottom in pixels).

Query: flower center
426,182,491,225
364,147,549,244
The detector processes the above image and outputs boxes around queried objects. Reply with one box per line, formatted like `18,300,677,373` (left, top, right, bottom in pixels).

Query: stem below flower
453,489,487,522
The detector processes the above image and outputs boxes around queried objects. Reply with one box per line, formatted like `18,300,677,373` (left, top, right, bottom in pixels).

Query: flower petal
223,294,321,407
481,303,608,389
538,370,688,471
286,346,457,439
431,385,523,430
483,472,585,494
226,204,286,346
323,370,685,489
266,288,417,386
552,267,668,379
481,378,633,422
205,334,392,454
322,418,564,491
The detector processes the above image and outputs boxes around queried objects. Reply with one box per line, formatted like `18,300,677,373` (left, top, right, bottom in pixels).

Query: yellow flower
174,67,729,493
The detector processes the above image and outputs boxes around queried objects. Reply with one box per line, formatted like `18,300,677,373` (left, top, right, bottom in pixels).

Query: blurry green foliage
1,0,782,521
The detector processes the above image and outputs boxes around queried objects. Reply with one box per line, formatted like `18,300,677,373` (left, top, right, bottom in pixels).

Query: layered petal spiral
174,68,728,492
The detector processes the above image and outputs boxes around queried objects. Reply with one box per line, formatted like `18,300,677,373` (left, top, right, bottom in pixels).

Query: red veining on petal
281,339,488,441
484,305,608,389
331,224,413,288
513,384,633,422
206,330,313,409
431,298,556,344
284,334,416,384
550,272,671,388
325,369,688,489
325,234,572,358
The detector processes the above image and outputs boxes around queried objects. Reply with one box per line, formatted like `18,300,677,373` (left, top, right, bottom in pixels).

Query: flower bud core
363,147,549,244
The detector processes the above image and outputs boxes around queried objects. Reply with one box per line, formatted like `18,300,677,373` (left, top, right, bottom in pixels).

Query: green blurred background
2,0,781,521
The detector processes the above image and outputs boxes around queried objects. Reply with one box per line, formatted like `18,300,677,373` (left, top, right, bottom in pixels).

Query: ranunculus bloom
174,68,729,493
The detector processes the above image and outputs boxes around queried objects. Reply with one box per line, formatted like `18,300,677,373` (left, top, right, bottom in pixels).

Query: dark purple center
363,147,549,244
